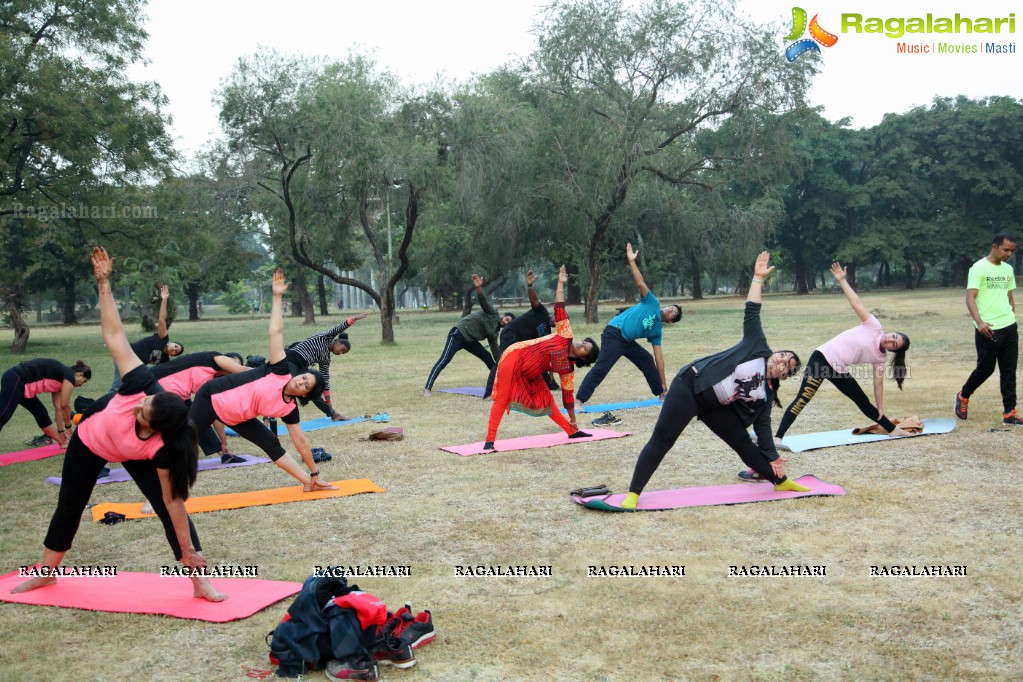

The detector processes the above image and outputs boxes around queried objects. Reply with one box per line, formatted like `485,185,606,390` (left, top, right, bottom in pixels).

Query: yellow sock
621,492,639,509
774,478,810,493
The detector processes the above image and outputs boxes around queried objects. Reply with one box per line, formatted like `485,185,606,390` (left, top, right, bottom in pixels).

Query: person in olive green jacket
423,274,513,396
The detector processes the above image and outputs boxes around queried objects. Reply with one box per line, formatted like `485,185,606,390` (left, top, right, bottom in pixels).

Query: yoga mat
0,443,64,467
0,570,300,622
441,429,630,456
226,415,368,437
573,475,845,512
437,387,486,397
46,454,271,486
564,397,662,414
779,418,956,453
90,478,384,521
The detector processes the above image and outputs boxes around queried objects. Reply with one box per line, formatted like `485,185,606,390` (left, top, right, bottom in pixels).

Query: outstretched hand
830,262,847,283
271,269,289,297
352,312,369,322
626,242,638,263
558,265,568,284
753,251,775,280
471,273,483,289
90,246,113,282
526,270,536,287
160,285,170,300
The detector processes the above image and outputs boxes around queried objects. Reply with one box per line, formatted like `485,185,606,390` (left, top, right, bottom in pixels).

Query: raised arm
526,270,540,309
830,262,870,322
156,285,169,338
747,251,774,304
91,247,143,379
556,265,566,304
473,274,497,315
626,243,649,298
268,269,289,364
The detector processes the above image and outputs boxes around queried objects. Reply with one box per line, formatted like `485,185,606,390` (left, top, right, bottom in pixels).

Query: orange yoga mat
90,478,384,521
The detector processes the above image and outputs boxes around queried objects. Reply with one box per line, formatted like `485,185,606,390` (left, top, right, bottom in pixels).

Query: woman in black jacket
622,252,805,509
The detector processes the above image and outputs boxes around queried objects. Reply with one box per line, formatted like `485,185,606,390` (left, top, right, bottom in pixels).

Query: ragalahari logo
785,7,839,61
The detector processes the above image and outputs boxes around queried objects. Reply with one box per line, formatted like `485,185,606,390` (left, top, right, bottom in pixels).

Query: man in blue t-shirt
576,243,682,405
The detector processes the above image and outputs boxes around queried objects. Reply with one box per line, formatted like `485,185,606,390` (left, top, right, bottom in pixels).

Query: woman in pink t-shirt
13,247,225,603
187,269,338,492
771,262,915,450
0,358,91,447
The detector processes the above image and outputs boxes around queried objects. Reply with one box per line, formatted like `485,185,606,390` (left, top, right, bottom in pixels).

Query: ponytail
72,360,92,380
891,333,910,390
148,392,199,500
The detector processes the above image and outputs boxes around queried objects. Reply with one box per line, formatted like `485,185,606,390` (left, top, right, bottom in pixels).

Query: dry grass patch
1,290,1021,681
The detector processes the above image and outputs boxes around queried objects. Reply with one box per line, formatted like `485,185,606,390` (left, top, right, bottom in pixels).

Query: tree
526,0,813,321
0,0,172,351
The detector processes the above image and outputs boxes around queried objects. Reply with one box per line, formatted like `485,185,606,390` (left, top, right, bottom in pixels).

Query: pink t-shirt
210,371,295,425
23,378,63,400
78,392,165,463
818,316,886,373
157,366,217,400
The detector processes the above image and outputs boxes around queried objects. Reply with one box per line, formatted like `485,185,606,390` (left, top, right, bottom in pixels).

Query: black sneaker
591,412,622,426
27,435,55,447
954,392,969,420
325,655,380,681
372,636,416,669
737,469,765,482
568,430,592,439
396,610,436,649
97,467,111,480
220,454,246,464
1003,408,1023,425
482,441,495,451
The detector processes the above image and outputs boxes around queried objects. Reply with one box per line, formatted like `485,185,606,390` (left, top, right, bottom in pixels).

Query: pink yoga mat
0,569,300,622
45,454,272,486
572,475,845,511
0,443,64,467
442,428,630,456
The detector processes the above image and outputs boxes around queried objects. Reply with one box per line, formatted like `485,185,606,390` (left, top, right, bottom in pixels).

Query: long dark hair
891,333,910,390
71,360,92,379
148,392,199,500
331,334,351,353
769,350,802,408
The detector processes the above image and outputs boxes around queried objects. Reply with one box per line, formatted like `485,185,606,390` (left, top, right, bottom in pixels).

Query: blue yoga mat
226,415,368,437
562,397,661,415
778,418,956,453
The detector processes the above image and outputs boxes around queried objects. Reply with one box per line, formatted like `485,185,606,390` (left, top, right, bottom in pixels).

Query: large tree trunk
794,261,810,295
7,296,29,353
289,264,316,325
689,254,703,301
60,271,78,324
186,282,201,321
317,275,328,316
846,262,858,290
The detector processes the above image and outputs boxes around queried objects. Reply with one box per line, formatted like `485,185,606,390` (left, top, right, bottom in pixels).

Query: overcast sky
128,0,1022,159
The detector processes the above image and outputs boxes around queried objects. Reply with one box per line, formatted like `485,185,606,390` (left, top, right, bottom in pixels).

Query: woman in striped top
483,265,599,451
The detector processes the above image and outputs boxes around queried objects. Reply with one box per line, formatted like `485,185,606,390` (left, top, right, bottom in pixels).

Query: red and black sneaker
371,636,416,669
1003,408,1023,425
954,392,969,420
396,610,436,649
325,655,380,681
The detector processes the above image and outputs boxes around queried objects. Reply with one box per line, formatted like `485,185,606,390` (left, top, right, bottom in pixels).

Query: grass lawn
0,287,1020,681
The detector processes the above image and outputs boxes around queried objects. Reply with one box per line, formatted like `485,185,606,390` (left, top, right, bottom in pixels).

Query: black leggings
628,370,783,494
44,432,201,559
775,350,896,438
190,385,286,460
0,368,52,430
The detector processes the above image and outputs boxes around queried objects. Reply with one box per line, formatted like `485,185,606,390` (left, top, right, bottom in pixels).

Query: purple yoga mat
436,387,486,397
572,475,845,511
45,454,272,486
442,429,630,456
